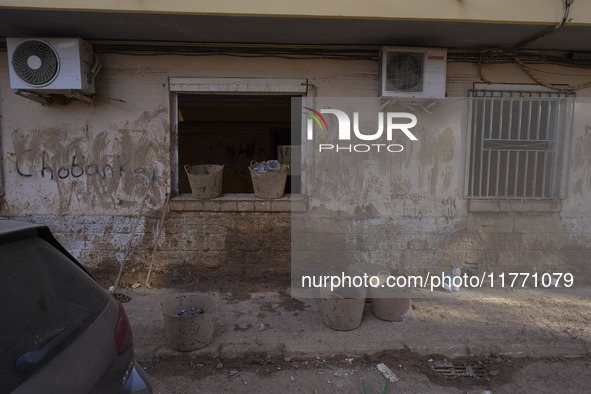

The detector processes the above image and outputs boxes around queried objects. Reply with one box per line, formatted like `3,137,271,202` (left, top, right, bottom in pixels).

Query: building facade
1,1,590,289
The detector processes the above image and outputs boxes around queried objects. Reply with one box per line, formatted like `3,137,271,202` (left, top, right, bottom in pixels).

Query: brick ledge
467,199,562,213
170,193,306,212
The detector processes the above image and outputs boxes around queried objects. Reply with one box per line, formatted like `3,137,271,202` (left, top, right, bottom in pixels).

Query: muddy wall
0,52,590,285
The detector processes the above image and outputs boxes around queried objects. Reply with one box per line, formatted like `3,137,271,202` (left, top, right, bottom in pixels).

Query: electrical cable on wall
513,0,575,49
476,52,494,84
61,0,589,93
510,0,591,91
475,50,591,92
472,0,591,91
514,56,591,91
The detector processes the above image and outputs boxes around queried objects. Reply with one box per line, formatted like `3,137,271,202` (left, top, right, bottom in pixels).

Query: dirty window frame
168,77,308,199
465,84,575,202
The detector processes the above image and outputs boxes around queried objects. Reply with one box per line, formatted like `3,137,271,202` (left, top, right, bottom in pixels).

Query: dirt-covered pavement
115,277,591,393
143,353,591,393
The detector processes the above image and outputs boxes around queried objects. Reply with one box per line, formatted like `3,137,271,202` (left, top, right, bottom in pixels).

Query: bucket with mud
371,292,412,322
248,161,288,199
349,263,412,322
370,274,412,322
161,294,216,351
185,164,224,199
320,285,366,331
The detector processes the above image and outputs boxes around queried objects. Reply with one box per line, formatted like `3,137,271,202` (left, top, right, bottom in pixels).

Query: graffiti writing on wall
15,150,153,181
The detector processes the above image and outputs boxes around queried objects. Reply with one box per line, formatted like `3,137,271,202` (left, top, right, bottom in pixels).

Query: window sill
467,199,562,213
170,193,306,212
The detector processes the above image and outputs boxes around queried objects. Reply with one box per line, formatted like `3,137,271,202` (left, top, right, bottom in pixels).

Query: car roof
0,218,94,278
0,218,47,237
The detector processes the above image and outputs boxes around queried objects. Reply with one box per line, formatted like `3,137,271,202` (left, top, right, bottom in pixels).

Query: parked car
0,219,152,394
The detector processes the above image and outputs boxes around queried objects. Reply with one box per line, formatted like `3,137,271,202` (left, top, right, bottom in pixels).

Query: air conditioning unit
379,47,447,99
7,37,95,95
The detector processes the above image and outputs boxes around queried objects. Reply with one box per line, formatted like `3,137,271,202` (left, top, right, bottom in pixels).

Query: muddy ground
143,352,591,393
93,268,591,393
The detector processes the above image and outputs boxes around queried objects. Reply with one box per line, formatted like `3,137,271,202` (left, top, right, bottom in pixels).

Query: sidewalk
122,286,591,363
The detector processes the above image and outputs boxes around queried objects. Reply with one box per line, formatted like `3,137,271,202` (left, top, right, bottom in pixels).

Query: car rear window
0,235,111,392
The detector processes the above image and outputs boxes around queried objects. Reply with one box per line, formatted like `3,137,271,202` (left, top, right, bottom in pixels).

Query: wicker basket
184,164,224,199
248,162,288,199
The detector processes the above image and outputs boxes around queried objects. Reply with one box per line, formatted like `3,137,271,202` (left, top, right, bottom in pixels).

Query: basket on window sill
184,164,224,199
248,161,288,199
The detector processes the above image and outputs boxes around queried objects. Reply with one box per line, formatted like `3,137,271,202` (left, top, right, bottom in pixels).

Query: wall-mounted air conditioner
379,46,447,99
7,37,96,95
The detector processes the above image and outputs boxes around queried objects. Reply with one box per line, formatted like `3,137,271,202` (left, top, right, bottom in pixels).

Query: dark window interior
177,94,300,194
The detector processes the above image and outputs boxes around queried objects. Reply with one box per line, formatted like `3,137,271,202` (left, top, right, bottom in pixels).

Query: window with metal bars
466,88,575,200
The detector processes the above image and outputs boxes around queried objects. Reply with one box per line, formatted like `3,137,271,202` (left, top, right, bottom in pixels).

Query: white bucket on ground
320,285,366,331
349,263,412,322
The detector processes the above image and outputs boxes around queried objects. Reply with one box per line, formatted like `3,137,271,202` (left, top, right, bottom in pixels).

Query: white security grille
466,89,575,199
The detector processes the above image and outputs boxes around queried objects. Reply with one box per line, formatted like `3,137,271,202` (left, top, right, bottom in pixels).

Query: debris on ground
177,307,203,317
376,363,399,383
391,307,416,325
227,370,244,380
432,359,454,368
111,292,131,303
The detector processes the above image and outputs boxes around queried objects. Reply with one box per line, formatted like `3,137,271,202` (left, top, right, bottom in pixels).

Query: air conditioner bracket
14,90,95,106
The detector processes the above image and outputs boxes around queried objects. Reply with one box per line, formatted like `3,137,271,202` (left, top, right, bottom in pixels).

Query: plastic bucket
161,294,216,351
349,263,412,321
184,164,224,199
371,293,412,322
248,162,288,199
320,285,366,331
369,275,412,322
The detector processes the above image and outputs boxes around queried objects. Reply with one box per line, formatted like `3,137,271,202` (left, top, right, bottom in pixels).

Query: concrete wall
294,62,591,289
1,51,590,286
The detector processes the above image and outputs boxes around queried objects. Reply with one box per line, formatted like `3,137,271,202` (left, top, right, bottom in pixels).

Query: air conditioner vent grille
386,52,424,92
11,40,59,87
379,47,446,99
